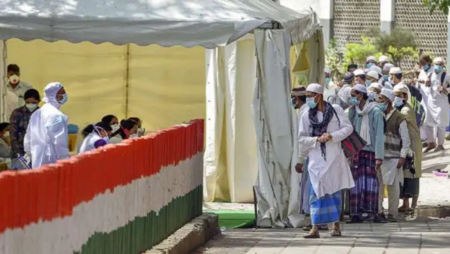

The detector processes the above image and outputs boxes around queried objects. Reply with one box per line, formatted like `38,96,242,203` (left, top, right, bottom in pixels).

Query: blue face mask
383,74,389,81
366,63,374,69
349,96,360,106
306,97,317,109
365,80,371,86
103,136,110,143
378,102,387,112
59,93,68,105
423,64,431,71
394,96,404,108
434,65,443,74
291,98,297,108
368,92,378,102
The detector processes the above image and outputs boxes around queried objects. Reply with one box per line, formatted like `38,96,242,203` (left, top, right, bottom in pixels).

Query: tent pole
124,44,130,119
0,41,6,122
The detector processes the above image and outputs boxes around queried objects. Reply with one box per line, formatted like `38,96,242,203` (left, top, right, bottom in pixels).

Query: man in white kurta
420,57,450,152
377,89,410,222
296,83,355,238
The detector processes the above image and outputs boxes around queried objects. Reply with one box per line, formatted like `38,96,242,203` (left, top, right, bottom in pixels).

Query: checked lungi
349,150,379,216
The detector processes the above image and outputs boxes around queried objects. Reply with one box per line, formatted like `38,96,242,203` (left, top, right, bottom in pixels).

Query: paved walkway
193,218,450,254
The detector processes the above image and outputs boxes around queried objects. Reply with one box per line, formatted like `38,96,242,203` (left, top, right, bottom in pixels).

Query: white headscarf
43,82,64,109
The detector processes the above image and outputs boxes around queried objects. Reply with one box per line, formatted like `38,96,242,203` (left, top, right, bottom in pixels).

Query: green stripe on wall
74,186,203,254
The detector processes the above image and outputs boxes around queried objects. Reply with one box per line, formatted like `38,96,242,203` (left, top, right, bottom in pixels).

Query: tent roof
0,0,320,48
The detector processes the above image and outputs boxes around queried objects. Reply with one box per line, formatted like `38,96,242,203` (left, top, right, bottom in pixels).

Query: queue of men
292,54,448,238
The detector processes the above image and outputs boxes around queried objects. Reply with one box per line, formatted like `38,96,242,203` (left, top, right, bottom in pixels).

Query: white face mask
25,103,38,112
111,124,119,132
8,74,20,85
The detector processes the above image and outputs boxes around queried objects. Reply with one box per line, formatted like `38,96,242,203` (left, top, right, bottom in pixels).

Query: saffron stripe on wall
0,119,204,254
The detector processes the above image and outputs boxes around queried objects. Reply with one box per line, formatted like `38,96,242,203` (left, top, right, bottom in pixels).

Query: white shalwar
420,70,450,145
24,83,69,168
298,104,355,199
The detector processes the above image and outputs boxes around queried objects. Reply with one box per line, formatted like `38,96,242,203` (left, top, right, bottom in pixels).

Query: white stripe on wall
0,153,203,254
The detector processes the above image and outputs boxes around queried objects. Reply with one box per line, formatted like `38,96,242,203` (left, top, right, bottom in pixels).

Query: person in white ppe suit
24,82,69,168
420,57,450,152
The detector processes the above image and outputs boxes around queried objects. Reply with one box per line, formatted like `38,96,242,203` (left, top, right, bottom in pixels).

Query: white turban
389,67,402,75
370,65,382,75
354,69,365,76
380,88,395,102
353,84,367,94
379,55,389,62
383,63,394,72
366,56,376,62
306,83,324,94
433,57,445,65
369,82,382,91
367,70,379,80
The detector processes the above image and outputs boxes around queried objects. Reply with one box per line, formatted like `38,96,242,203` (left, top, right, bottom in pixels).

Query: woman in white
78,122,112,154
296,83,355,238
420,56,450,152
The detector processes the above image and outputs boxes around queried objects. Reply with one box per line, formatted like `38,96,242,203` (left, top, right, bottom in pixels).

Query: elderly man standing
347,84,385,223
296,83,355,238
394,84,423,213
377,88,411,222
420,57,450,152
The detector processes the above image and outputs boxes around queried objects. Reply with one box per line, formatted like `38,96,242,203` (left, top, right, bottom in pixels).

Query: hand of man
397,158,405,169
376,159,383,169
318,133,332,143
295,163,303,173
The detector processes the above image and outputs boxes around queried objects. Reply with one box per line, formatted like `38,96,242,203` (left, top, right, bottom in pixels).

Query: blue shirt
348,105,385,160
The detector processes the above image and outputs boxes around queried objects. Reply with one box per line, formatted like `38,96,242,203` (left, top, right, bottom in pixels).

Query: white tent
0,0,324,227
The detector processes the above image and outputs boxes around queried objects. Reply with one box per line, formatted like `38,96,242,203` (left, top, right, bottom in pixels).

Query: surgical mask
366,63,374,69
306,97,317,109
394,96,404,108
111,124,120,132
103,136,109,143
368,92,378,101
349,96,360,106
25,103,38,112
423,64,431,71
378,102,387,112
8,74,19,84
59,94,68,105
291,98,297,108
365,80,371,86
383,74,389,81
434,65,443,74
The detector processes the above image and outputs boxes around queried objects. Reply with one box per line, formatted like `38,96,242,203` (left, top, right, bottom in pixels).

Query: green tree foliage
367,27,418,68
423,0,450,15
344,36,378,68
325,39,345,80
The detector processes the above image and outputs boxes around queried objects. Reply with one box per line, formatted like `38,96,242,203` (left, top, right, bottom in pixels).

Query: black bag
341,128,367,159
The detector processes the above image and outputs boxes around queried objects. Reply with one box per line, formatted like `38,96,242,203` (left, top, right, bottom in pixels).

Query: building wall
333,0,380,51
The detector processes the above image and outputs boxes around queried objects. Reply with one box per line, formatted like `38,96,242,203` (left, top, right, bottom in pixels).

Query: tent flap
0,0,320,48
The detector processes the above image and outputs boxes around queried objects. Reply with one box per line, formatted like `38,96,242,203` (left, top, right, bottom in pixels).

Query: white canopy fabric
0,0,319,48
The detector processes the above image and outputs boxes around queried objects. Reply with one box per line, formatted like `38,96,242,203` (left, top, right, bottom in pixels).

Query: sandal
398,207,413,213
303,225,328,231
330,228,342,237
303,230,320,239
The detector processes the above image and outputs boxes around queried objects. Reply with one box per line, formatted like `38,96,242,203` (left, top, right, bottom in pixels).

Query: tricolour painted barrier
0,119,204,254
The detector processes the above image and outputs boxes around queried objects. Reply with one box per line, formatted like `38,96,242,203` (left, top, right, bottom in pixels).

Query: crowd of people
292,54,449,238
0,64,146,170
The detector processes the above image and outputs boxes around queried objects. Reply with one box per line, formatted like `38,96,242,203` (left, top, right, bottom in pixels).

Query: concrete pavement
193,218,450,254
